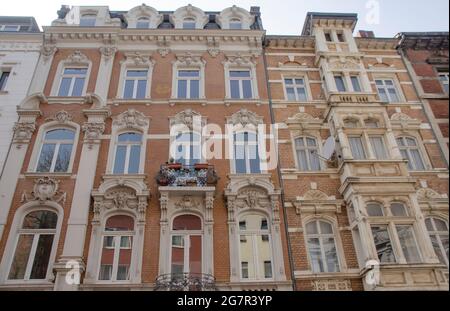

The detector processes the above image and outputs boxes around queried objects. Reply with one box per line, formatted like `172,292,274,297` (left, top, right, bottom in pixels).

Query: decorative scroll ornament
236,188,270,210
175,196,200,210
41,44,58,62
46,111,73,123
21,177,67,204
229,109,263,127
125,52,152,66
175,53,204,66
113,109,149,129
99,46,117,61
292,112,319,121
225,53,256,66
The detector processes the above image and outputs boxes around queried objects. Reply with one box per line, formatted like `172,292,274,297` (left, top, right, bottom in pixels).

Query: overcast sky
2,0,449,37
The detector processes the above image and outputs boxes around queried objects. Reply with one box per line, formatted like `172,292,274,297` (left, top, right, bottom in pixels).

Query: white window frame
51,53,92,97
396,136,427,171
425,217,449,266
171,131,203,166
122,69,149,99
229,70,254,100
374,78,403,103
294,136,322,171
116,54,154,100
35,128,76,173
438,72,449,94
112,132,143,175
283,77,310,102
368,135,389,160
232,131,263,174
175,69,201,99
224,60,259,100
334,74,347,92
238,214,274,281
57,67,88,97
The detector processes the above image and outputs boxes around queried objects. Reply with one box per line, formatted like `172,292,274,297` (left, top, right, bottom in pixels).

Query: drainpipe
262,37,297,291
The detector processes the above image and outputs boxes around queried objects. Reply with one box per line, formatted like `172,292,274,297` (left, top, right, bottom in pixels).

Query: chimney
358,30,375,38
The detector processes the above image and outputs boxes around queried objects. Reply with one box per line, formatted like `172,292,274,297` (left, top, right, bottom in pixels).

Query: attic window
182,17,196,29
136,17,150,29
0,25,20,32
229,18,242,30
80,14,97,27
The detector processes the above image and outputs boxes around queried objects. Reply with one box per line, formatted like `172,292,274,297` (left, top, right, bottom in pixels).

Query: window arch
99,215,135,281
364,118,380,128
305,220,340,273
113,132,143,175
36,128,76,173
390,202,409,217
343,118,360,128
294,137,320,171
425,217,449,265
396,136,426,171
238,213,273,280
8,210,58,281
366,202,384,217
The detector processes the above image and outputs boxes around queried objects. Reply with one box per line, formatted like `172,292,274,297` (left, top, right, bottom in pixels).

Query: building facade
0,5,447,292
0,17,41,176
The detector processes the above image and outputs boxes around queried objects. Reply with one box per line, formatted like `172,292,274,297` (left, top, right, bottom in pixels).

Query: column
53,107,110,291
227,196,240,283
204,191,215,276
28,43,57,95
0,110,40,241
95,46,117,102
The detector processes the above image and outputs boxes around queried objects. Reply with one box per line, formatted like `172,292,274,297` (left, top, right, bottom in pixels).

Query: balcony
154,273,217,291
156,163,219,187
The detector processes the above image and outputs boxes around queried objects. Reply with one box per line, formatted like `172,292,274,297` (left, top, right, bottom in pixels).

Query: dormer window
136,17,150,29
80,14,97,27
182,17,196,29
0,25,20,32
229,18,242,30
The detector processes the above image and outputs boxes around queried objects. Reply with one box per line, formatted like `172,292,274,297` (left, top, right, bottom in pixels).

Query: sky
2,0,449,37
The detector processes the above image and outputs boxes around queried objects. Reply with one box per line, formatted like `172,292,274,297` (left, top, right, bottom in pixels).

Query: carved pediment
113,109,149,130
175,53,205,67
417,188,446,201
175,196,201,210
229,109,263,127
67,50,89,64
170,109,203,130
303,189,329,201
235,188,270,210
21,177,67,205
123,52,154,67
225,54,256,66
391,112,416,122
329,59,360,70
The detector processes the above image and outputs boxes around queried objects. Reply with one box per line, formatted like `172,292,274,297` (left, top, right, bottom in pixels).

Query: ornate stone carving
113,109,149,129
303,189,329,201
99,46,117,61
124,52,153,66
328,58,360,70
82,122,105,149
229,109,263,127
41,44,58,62
46,111,73,123
21,177,67,204
175,196,200,210
236,188,270,210
13,121,36,144
292,112,319,121
417,188,445,200
391,112,416,122
225,54,256,66
67,50,89,64
157,36,171,57
175,53,204,66
312,279,352,291
171,109,202,130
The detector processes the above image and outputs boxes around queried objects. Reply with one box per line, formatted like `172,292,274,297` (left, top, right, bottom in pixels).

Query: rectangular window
123,70,148,99
241,262,249,279
80,15,97,27
369,136,388,159
324,32,332,42
284,78,308,101
348,136,366,160
0,25,20,32
0,71,10,91
177,70,200,99
376,79,400,103
58,68,87,97
337,33,346,43
229,70,253,99
439,72,449,94
396,226,421,263
234,132,261,174
371,226,396,263
334,75,347,92
351,76,362,92
264,261,273,279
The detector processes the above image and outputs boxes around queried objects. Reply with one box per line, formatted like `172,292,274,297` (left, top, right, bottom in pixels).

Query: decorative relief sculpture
229,109,263,127
46,110,73,124
175,196,200,210
21,177,67,204
113,109,149,129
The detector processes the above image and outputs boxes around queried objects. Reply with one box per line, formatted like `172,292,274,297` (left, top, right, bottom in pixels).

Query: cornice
265,36,315,49
356,38,398,50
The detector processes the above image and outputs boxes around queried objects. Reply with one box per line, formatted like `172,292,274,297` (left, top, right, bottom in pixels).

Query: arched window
295,137,320,171
171,215,203,275
182,17,196,29
174,132,201,166
36,129,75,173
364,118,380,128
425,218,449,265
80,14,97,27
8,210,58,280
99,215,135,281
366,202,384,217
390,202,408,217
397,137,425,171
239,214,273,280
343,118,359,128
136,17,150,29
305,220,340,273
229,18,242,30
234,132,261,174
113,133,143,174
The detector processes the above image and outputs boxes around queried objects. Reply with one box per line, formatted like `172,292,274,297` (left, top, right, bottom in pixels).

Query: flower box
194,163,209,170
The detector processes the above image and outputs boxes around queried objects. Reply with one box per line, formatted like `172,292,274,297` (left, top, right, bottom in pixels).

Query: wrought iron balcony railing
154,273,217,291
156,163,219,187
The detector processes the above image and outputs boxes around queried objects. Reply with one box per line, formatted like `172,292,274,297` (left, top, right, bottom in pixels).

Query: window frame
122,69,149,100
172,131,203,166
0,69,11,91
438,71,449,94
224,61,259,100
182,17,197,29
334,74,347,92
35,128,76,173
425,217,449,266
136,17,151,29
396,136,427,171
116,55,154,100
57,67,89,97
0,25,20,32
175,69,201,99
79,14,97,27
112,132,144,175
374,78,403,103
294,136,322,172
283,76,310,102
232,131,262,174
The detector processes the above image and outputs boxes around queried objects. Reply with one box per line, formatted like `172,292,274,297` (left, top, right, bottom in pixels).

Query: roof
0,16,40,33
397,32,449,50
302,12,358,36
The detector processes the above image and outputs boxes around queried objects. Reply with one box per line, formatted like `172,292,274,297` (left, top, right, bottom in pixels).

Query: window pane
388,88,399,102
230,80,240,99
230,71,250,78
349,137,366,160
297,88,308,101
378,88,389,102
310,152,320,171
179,70,199,77
286,87,296,101
45,129,75,140
306,222,318,235
58,78,71,96
127,70,147,77
118,133,142,143
241,262,249,279
117,265,130,281
434,219,448,231
99,265,112,281
178,80,187,98
396,226,421,263
308,238,324,273
370,137,388,160
54,144,73,172
285,79,293,85
351,76,361,92
429,235,447,264
319,221,333,234
190,80,200,99
0,71,10,91
136,20,150,29
36,144,56,172
297,150,308,171
264,261,272,278
367,204,384,217
183,22,196,29
136,80,147,99
72,78,85,96
80,17,96,27
23,211,58,229
324,238,340,272
371,226,396,263
128,145,141,174
8,235,34,280
334,76,346,92
242,80,253,99
410,150,425,170
64,68,87,75
391,203,408,217
113,146,127,174
30,234,54,279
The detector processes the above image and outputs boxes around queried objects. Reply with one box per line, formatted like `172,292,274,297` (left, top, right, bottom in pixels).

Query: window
334,75,347,92
396,225,421,263
396,137,426,171
438,72,449,94
0,25,20,32
351,76,362,92
295,137,320,171
182,17,196,29
344,119,359,128
36,129,75,173
375,79,400,103
0,70,10,91
366,203,384,217
99,215,134,281
177,70,200,99
229,18,242,30
230,70,253,99
337,33,346,43
123,70,148,99
239,214,273,280
348,136,366,160
58,68,87,97
174,132,201,166
390,203,408,217
305,220,340,273
113,133,142,174
80,14,97,27
369,136,388,160
425,218,449,265
324,32,332,42
371,225,396,263
285,78,308,101
8,211,58,280
234,132,261,174
364,119,379,128
136,17,150,29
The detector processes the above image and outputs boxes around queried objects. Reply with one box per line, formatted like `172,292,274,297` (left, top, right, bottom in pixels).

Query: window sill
169,98,207,105
111,98,152,105
23,172,74,179
281,169,339,176
224,98,263,105
47,96,86,104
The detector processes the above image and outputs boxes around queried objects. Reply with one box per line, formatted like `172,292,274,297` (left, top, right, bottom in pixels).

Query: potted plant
194,163,209,170
167,158,182,170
